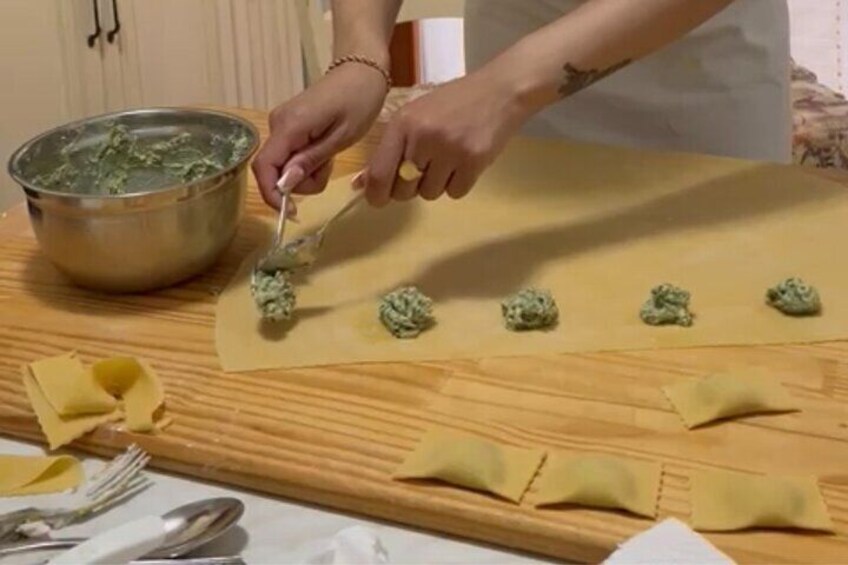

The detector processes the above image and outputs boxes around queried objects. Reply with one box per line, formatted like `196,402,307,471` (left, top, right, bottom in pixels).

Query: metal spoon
284,164,422,269
255,182,365,276
267,189,365,272
254,170,297,273
0,497,244,559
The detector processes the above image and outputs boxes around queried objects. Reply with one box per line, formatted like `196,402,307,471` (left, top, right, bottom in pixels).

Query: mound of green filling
32,122,251,195
640,283,693,327
251,269,296,322
501,288,558,331
379,287,434,339
766,277,821,316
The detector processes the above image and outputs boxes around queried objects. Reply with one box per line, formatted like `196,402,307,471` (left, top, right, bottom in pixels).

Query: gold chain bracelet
326,55,393,91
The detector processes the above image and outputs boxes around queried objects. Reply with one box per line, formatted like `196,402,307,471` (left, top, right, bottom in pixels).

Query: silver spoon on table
0,497,244,560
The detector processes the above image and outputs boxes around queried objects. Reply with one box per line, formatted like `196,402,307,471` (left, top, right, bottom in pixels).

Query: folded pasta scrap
22,352,167,450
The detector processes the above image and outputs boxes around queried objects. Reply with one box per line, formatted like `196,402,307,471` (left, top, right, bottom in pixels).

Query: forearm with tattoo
479,0,736,113
557,59,633,98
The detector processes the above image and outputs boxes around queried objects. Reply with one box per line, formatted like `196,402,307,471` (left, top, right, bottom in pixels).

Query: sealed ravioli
663,368,798,428
532,453,661,518
393,428,545,503
692,469,833,532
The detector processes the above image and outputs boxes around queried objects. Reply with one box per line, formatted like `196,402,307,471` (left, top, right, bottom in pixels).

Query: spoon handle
321,190,365,235
131,558,245,565
273,190,290,248
0,537,84,556
0,538,244,564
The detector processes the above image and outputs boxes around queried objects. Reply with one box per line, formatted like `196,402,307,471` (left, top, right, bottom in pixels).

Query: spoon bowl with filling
7,107,259,293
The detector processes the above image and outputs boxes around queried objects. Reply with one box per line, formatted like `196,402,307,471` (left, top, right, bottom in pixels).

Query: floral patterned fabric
380,63,848,170
792,61,848,169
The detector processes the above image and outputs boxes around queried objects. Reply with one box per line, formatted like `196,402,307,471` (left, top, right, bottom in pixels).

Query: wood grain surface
2,107,848,563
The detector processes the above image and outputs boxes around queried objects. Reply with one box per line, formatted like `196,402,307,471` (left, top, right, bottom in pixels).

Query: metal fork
0,445,151,541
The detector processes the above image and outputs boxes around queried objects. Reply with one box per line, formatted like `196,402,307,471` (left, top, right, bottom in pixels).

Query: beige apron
464,0,791,162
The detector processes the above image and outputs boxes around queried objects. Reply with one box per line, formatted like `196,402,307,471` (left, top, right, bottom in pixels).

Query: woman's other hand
358,65,530,206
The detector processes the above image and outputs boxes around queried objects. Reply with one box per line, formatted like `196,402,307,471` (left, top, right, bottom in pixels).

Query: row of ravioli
393,428,835,533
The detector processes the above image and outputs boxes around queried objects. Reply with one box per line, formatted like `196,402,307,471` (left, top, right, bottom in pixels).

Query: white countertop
0,438,554,564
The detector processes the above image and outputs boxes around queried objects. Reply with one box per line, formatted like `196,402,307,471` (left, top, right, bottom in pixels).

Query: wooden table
2,107,848,563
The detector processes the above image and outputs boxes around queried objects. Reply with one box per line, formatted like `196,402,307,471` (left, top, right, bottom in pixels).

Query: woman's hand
358,66,530,206
252,63,388,209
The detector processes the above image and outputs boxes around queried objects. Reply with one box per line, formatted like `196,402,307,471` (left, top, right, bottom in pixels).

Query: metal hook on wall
107,0,121,43
86,0,102,48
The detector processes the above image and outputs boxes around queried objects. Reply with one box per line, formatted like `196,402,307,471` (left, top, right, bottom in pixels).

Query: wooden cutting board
1,107,848,563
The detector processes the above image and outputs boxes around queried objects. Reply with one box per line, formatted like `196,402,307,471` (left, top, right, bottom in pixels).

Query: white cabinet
54,0,119,115
97,0,303,110
1,0,304,211
0,0,72,212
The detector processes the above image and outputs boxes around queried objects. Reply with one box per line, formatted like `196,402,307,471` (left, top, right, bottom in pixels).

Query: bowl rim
7,106,261,201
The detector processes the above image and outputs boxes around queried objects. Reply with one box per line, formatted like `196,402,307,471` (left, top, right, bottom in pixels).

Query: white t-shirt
464,0,791,162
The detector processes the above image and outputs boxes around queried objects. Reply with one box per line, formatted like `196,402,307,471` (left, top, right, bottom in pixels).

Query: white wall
787,0,847,93
418,18,465,84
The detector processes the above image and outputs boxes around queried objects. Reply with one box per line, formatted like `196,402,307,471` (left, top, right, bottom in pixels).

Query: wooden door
390,22,420,87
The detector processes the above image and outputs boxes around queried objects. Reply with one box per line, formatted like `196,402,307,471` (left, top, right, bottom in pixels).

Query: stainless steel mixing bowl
7,108,259,293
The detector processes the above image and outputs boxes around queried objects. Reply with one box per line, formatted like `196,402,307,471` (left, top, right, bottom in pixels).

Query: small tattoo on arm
558,59,632,98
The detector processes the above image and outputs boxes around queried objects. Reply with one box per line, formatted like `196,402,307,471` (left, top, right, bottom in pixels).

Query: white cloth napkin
271,518,731,565
303,526,390,565
604,518,735,565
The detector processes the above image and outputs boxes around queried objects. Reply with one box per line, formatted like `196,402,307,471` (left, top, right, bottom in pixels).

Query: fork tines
86,444,150,500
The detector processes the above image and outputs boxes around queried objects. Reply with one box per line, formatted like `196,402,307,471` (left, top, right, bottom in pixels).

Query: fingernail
351,170,366,189
277,166,305,192
286,199,298,219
